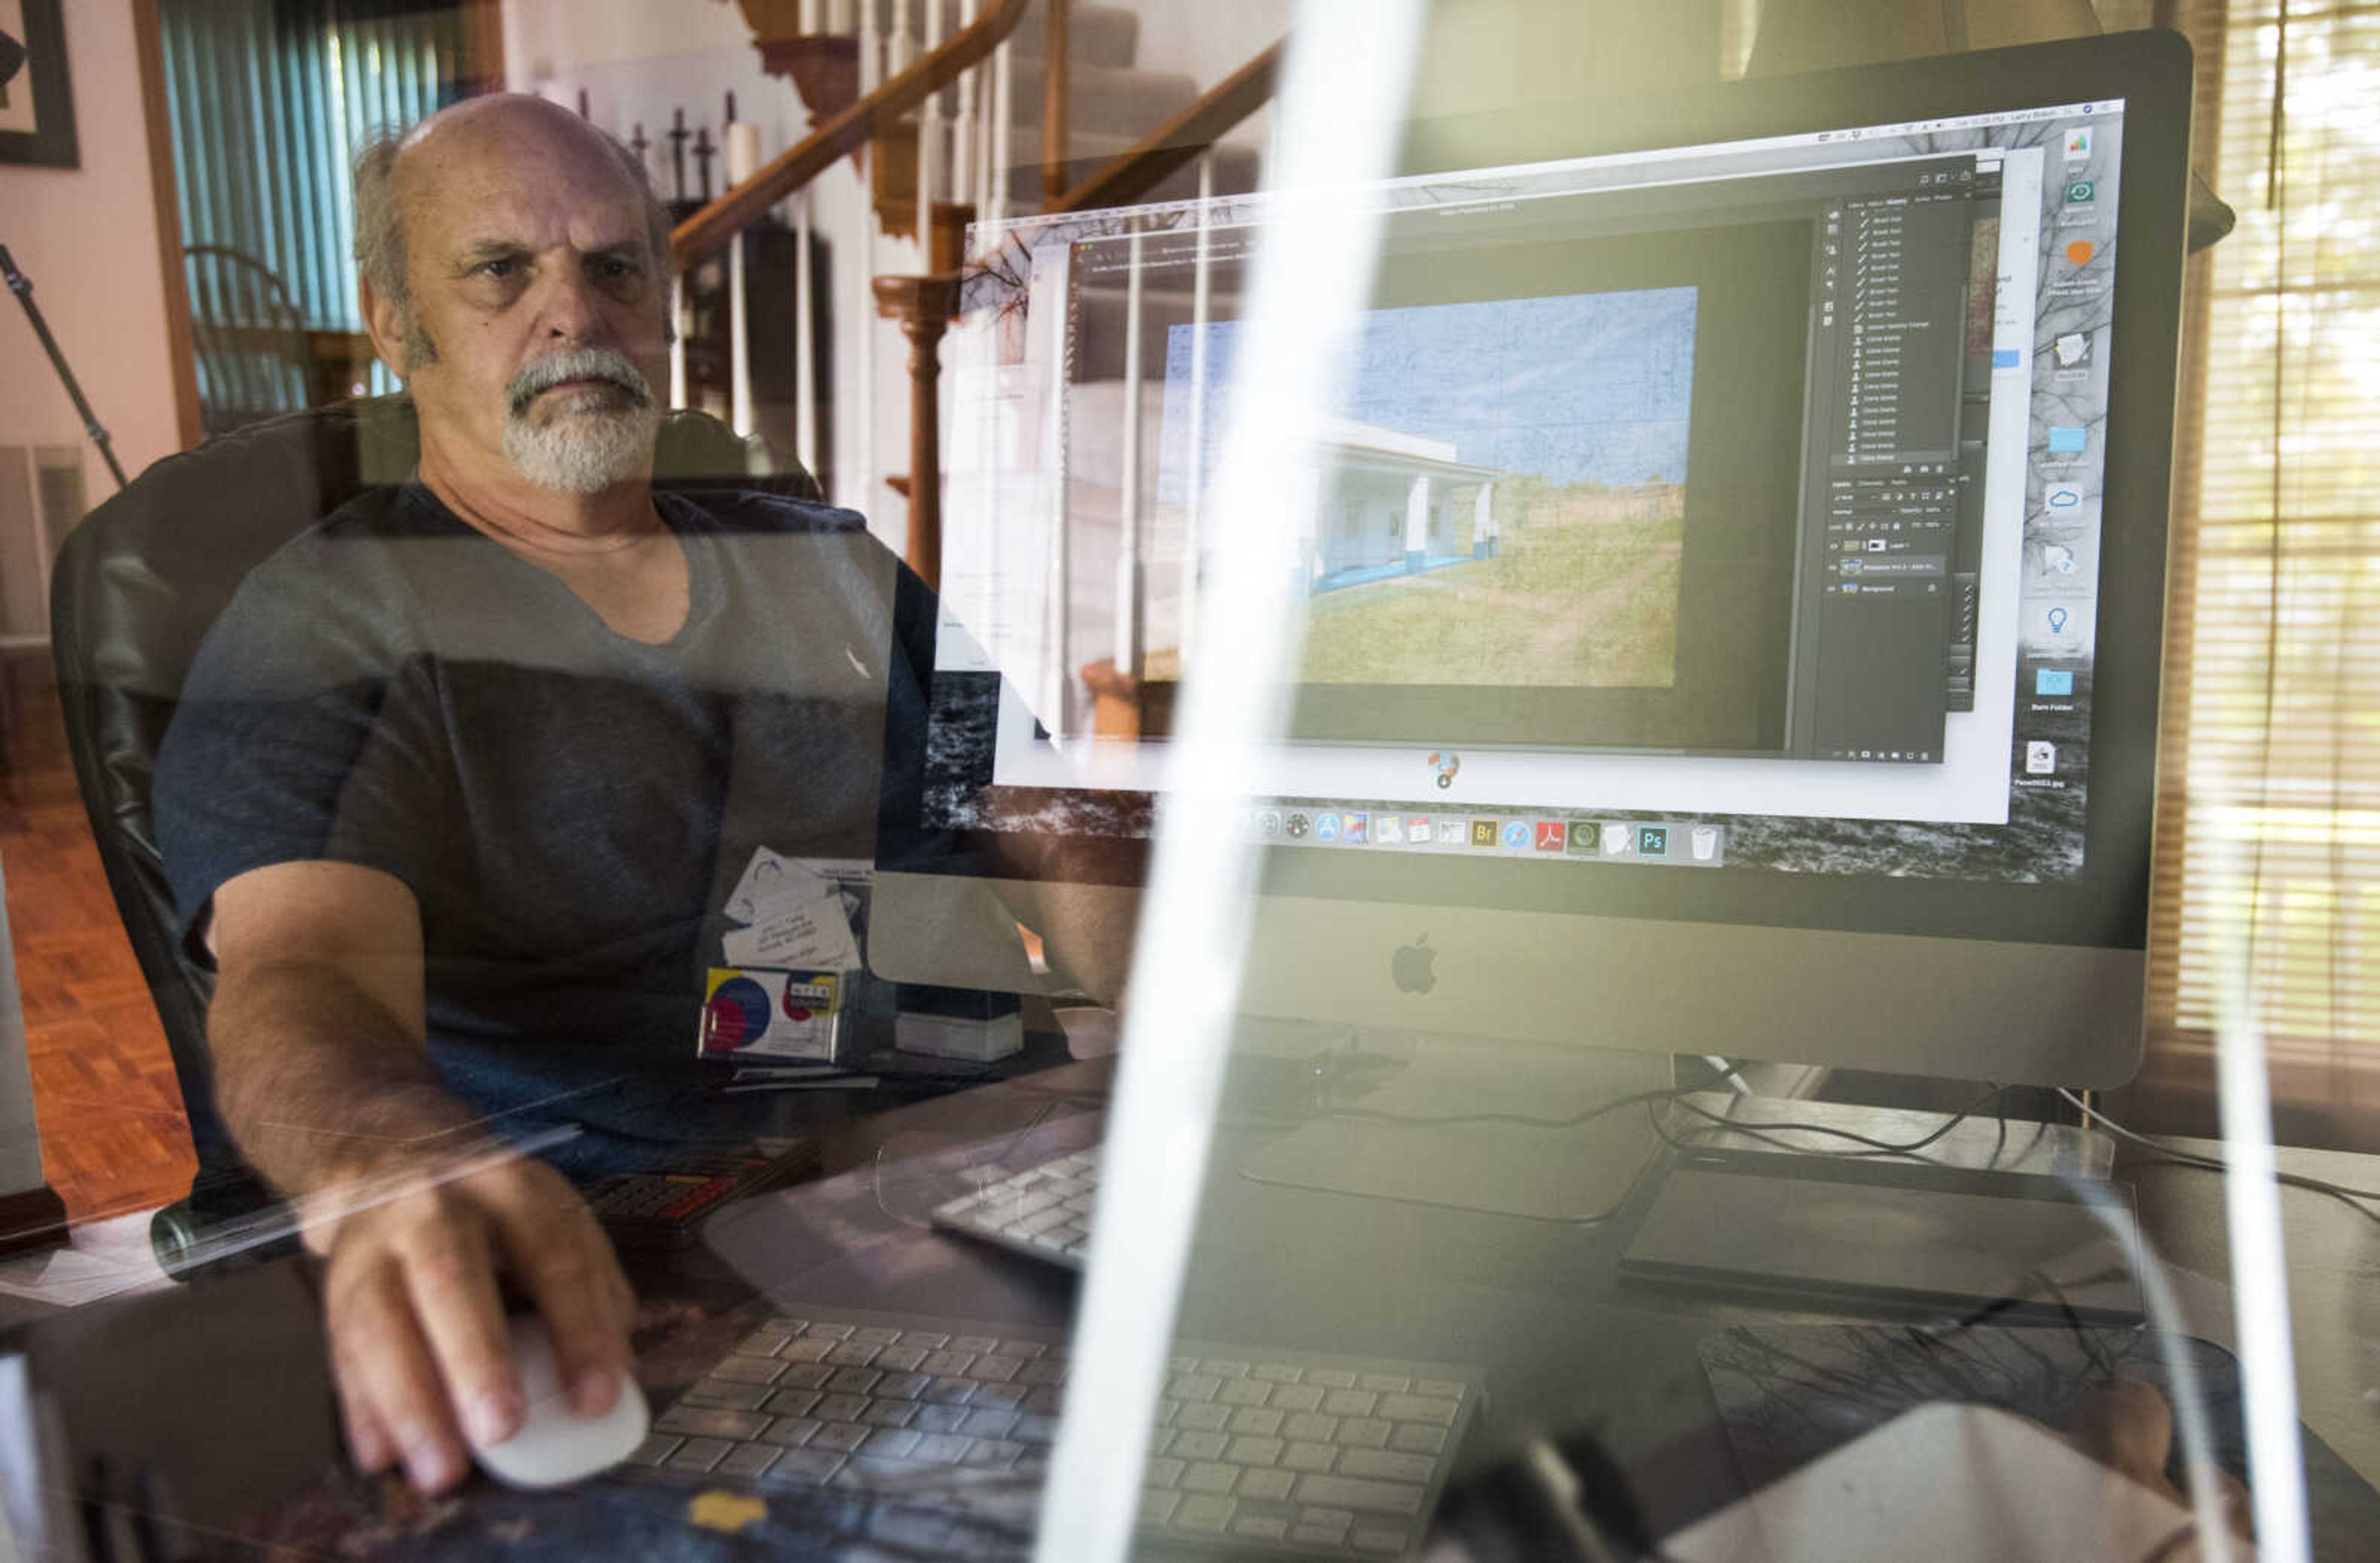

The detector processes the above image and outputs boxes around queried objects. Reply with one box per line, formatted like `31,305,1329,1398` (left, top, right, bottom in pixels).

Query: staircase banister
1045,38,1283,216
672,0,1033,269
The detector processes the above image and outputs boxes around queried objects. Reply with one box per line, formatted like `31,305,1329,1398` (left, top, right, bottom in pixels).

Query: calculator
585,1137,823,1248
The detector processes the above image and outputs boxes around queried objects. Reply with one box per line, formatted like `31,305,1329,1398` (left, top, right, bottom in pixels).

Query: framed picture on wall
0,0,78,170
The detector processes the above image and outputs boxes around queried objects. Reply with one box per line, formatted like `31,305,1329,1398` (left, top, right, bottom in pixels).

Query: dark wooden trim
671,0,1032,268
872,273,961,591
129,0,203,453
0,1184,69,1259
457,0,507,96
1041,0,1071,207
1048,40,1282,216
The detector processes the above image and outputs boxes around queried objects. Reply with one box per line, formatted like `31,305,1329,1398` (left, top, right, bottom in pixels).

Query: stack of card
700,849,869,1063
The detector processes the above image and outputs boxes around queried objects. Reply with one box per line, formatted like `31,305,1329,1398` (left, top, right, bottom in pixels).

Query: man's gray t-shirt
156,481,932,1171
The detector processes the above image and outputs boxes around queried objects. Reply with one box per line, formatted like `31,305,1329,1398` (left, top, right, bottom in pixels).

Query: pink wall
0,0,183,505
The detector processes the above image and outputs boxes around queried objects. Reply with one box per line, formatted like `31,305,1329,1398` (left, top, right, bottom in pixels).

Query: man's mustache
506,349,654,418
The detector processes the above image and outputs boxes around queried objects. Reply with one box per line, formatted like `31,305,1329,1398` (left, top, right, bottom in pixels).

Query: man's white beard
501,348,661,495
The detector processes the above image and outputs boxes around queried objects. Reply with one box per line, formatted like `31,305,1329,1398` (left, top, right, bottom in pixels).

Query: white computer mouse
472,1314,650,1489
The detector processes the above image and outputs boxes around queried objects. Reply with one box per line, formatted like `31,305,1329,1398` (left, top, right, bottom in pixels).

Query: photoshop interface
935,99,2123,883
1791,157,2000,764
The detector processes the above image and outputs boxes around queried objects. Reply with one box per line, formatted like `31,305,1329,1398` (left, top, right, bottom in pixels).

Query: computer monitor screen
873,34,2193,1091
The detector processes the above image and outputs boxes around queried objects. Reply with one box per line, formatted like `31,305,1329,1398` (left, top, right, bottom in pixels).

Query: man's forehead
394,100,645,247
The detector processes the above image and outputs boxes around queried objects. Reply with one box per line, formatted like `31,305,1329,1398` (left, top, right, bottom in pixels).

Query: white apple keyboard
474,1314,652,1489
928,1148,1101,1270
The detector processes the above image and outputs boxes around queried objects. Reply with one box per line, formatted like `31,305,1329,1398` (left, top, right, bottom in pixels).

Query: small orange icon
2065,239,2096,266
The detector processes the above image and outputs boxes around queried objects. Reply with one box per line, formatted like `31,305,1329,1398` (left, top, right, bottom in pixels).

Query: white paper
721,886,862,970
725,848,831,925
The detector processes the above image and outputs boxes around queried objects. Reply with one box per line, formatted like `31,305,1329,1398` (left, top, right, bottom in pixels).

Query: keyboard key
764,1416,821,1446
716,1445,782,1480
1282,1412,1339,1443
925,1376,976,1405
1293,1474,1426,1517
951,1336,998,1355
1140,1489,1182,1526
825,1367,883,1395
973,1381,1032,1410
812,1422,871,1453
1205,1359,1250,1380
777,1337,835,1363
1144,1456,1185,1490
1173,1494,1235,1533
625,1433,680,1468
1020,1358,1066,1387
1378,1394,1460,1426
1004,1341,1049,1360
902,1332,950,1349
912,1402,971,1433
875,1345,929,1373
777,1362,835,1390
1225,1436,1284,1466
910,1433,973,1465
711,1357,785,1385
1238,1467,1295,1503
964,1438,1024,1468
1359,1374,1411,1394
1339,1448,1436,1485
1271,1383,1326,1412
656,1407,770,1440
1252,1364,1303,1384
1284,1442,1338,1473
1174,1402,1231,1433
1010,1414,1059,1445
959,1407,1018,1438
1171,1430,1228,1462
1342,1418,1393,1449
1416,1380,1466,1401
1389,1423,1448,1456
972,1355,1023,1384
1233,1513,1290,1543
734,1329,791,1357
804,1323,856,1341
1170,1374,1222,1403
665,1437,732,1473
826,1343,883,1368
762,1448,846,1485
1219,1379,1271,1409
682,1381,773,1412
1022,1387,1063,1416
876,1371,933,1401
852,1327,902,1345
859,1401,917,1429
1181,1461,1238,1496
1228,1407,1284,1438
1309,1369,1359,1389
1351,1521,1414,1555
1323,1389,1378,1417
814,1393,870,1423
863,1428,922,1459
922,1350,979,1376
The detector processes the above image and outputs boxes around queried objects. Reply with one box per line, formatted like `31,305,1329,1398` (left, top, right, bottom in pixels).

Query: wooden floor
2,677,196,1227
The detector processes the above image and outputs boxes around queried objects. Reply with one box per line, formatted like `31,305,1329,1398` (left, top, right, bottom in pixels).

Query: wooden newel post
873,273,961,591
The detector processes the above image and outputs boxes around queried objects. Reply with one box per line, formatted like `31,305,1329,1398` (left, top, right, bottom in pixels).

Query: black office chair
49,395,822,1278
182,245,320,438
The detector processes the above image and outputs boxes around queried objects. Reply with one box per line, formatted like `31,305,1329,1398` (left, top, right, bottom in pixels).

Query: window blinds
2151,0,2378,1084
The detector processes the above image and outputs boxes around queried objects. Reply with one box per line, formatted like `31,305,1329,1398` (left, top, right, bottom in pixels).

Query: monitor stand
1236,1032,1674,1223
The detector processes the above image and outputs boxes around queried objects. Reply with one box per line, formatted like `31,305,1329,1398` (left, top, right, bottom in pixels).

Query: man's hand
206,861,638,1492
311,1150,635,1491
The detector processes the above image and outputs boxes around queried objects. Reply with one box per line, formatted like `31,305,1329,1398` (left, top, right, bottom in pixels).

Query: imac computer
871,34,2195,1221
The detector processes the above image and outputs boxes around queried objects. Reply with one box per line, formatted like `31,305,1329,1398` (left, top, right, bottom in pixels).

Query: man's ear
360,276,411,381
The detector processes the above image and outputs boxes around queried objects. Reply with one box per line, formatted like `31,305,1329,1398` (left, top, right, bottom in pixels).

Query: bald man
154,96,930,1492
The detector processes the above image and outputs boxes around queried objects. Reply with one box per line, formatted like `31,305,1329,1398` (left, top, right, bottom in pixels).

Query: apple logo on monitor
1392,934,1437,995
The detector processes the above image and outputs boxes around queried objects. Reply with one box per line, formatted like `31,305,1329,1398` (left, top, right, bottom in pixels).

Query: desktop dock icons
1428,751,1461,790
1602,822,1636,856
1638,826,1670,857
1535,821,1567,852
1567,821,1600,855
1469,819,1499,848
1500,821,1532,850
1436,819,1467,845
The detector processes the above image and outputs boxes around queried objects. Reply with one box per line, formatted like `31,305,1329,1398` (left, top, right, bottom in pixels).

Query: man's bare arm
207,862,635,1492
